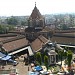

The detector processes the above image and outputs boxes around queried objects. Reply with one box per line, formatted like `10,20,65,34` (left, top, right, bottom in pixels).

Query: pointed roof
29,2,43,20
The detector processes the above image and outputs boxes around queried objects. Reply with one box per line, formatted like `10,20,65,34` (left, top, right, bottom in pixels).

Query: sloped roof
51,36,75,45
0,34,17,42
2,38,28,52
1,34,49,54
31,35,49,52
29,4,43,20
31,38,43,52
38,35,49,44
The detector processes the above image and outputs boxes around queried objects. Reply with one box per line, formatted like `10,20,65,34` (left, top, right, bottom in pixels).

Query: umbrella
34,66,42,71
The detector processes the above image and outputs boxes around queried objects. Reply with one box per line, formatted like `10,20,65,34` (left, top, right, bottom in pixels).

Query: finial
35,2,36,6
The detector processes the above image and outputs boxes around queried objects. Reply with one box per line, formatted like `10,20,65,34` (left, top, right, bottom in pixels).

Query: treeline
0,16,28,26
0,25,14,34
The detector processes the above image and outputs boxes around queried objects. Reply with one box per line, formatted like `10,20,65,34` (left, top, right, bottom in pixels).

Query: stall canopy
0,52,6,59
1,55,11,60
34,66,43,71
8,59,16,63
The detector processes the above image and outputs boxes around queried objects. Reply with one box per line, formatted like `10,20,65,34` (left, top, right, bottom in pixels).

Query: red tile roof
31,38,43,52
29,5,43,20
1,34,48,53
31,35,49,52
2,38,28,52
0,34,17,42
51,36,75,45
38,35,49,44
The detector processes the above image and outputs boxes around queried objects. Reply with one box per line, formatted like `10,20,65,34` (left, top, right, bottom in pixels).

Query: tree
63,50,67,59
67,50,72,71
21,21,26,26
58,50,64,66
7,17,18,25
61,24,68,30
41,48,48,62
44,55,49,70
8,25,15,31
0,25,15,34
35,52,42,65
0,25,8,34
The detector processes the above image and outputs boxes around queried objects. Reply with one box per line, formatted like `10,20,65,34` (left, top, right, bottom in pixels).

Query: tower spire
35,2,36,7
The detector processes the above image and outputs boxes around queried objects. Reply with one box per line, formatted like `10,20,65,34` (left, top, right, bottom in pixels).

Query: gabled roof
2,38,28,52
29,3,43,20
31,35,49,52
51,36,75,45
38,35,49,44
1,33,49,54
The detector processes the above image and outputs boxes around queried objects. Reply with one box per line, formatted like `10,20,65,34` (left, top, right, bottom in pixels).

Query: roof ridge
38,35,44,43
2,35,25,44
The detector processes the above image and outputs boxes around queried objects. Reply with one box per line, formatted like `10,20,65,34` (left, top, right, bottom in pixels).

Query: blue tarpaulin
34,66,42,71
1,55,11,60
9,59,14,62
0,52,6,59
8,59,16,63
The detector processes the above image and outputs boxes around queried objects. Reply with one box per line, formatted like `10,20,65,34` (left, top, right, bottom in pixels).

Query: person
24,56,26,62
28,66,29,71
64,72,66,75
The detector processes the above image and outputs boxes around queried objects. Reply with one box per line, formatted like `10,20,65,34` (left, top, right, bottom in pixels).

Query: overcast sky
0,0,75,16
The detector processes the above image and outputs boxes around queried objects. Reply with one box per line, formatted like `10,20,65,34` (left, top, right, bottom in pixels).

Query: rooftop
29,2,43,20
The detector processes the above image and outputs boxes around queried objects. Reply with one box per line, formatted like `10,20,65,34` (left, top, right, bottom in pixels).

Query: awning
8,46,34,56
1,55,11,60
0,52,6,59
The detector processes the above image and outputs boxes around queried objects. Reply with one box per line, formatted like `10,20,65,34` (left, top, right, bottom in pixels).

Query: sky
0,0,75,16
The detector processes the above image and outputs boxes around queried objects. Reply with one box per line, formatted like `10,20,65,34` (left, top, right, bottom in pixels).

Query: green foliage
7,17,18,25
41,48,49,62
63,51,67,59
65,59,68,64
61,24,68,30
0,25,7,33
21,21,27,26
35,52,42,65
44,55,49,70
8,25,15,31
67,50,72,70
43,49,48,57
58,50,64,66
36,61,40,66
0,25,14,34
